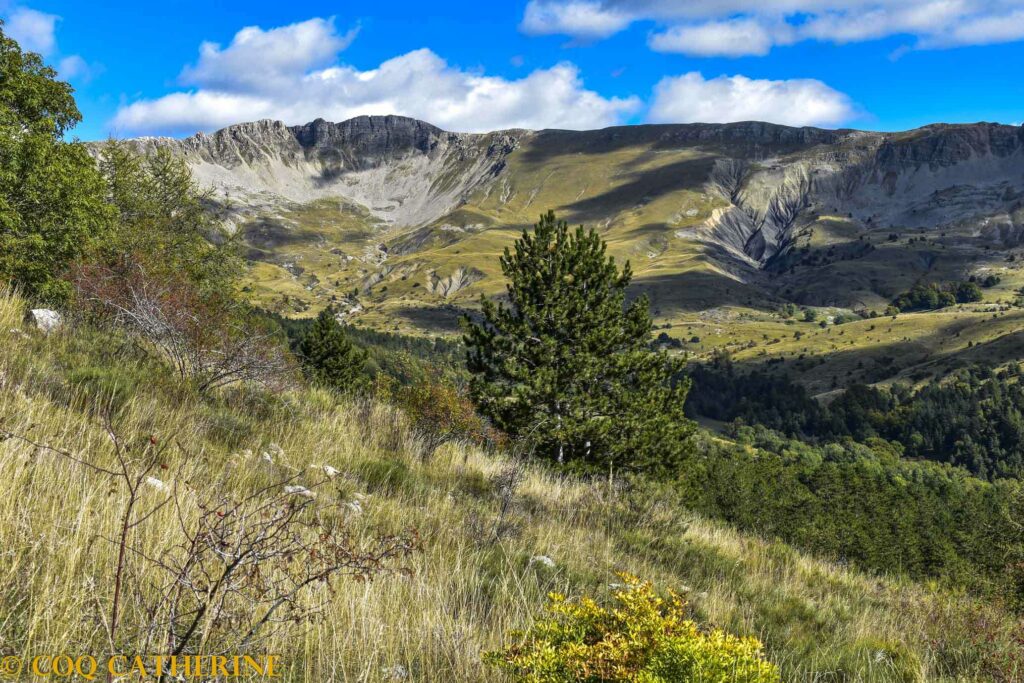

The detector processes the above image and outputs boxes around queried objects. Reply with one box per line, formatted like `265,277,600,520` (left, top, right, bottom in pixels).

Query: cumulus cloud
179,18,358,91
648,72,857,127
112,18,641,136
2,5,94,81
647,18,794,57
522,0,1024,55
520,0,632,38
4,6,58,54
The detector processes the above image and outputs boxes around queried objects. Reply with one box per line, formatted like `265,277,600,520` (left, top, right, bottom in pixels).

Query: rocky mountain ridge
115,116,526,229
113,116,1024,266
100,116,1024,328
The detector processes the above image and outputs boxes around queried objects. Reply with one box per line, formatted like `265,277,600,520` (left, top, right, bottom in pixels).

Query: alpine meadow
3,3,1024,682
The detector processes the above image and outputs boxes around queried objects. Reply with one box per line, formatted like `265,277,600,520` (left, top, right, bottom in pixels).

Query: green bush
485,574,780,682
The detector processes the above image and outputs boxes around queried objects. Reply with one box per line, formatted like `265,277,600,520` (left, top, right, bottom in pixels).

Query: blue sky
2,0,1022,140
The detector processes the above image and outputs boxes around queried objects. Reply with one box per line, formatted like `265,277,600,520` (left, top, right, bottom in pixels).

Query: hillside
110,117,1024,393
2,287,1022,682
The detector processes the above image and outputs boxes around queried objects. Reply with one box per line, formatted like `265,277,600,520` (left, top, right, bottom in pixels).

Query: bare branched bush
0,416,420,663
469,434,535,546
73,261,293,393
140,470,420,657
487,461,525,543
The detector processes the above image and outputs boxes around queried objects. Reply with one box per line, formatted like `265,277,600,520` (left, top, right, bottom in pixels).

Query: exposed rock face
425,267,484,298
112,116,525,229
107,117,1024,271
698,122,1024,263
290,116,445,171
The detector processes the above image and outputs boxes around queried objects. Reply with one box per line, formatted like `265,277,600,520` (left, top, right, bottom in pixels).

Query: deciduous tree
0,22,110,301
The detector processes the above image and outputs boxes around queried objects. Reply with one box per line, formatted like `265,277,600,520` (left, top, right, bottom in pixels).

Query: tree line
687,356,1024,480
888,280,983,313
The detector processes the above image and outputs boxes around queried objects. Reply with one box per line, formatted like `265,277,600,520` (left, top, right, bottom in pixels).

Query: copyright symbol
0,656,22,679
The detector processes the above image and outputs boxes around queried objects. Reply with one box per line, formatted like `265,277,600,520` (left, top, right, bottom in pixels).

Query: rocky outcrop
290,116,446,171
425,267,484,298
107,116,527,230
693,123,1024,264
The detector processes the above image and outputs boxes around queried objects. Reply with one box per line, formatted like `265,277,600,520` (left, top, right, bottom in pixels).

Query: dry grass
0,287,1021,682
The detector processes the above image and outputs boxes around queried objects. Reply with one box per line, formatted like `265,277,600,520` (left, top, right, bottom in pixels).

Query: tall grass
0,287,1020,682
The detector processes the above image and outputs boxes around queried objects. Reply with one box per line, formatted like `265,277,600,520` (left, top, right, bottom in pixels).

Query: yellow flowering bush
485,574,780,682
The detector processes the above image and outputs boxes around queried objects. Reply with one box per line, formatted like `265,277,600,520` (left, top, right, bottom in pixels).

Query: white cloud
4,6,57,54
180,18,358,91
936,7,1024,45
520,0,632,38
57,54,91,81
647,18,793,57
523,0,1024,54
2,5,93,81
648,72,857,127
111,19,641,136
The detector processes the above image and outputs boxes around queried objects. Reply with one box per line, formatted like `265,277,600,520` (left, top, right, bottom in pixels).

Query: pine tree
297,308,367,392
462,211,694,475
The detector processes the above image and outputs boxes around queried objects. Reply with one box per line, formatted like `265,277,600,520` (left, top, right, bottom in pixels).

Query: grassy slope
1,289,1021,682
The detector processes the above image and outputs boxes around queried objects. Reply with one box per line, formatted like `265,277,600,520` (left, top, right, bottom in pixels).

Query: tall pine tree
297,308,368,392
462,211,694,475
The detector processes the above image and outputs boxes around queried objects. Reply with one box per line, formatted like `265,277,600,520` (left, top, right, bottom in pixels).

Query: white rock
528,555,556,569
144,476,167,492
345,499,363,515
284,485,316,499
26,309,62,335
381,664,408,681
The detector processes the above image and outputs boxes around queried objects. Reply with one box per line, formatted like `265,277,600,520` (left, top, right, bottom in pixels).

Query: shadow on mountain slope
562,157,717,222
631,269,773,316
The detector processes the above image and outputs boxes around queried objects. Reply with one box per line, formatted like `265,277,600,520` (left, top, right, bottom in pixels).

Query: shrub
377,370,502,459
485,574,780,682
73,262,293,393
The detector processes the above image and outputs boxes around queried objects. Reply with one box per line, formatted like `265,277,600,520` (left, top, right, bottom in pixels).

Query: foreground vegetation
3,22,1024,680
2,287,1023,682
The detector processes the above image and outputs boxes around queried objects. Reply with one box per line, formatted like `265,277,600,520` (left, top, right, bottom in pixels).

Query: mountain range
109,116,1024,393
